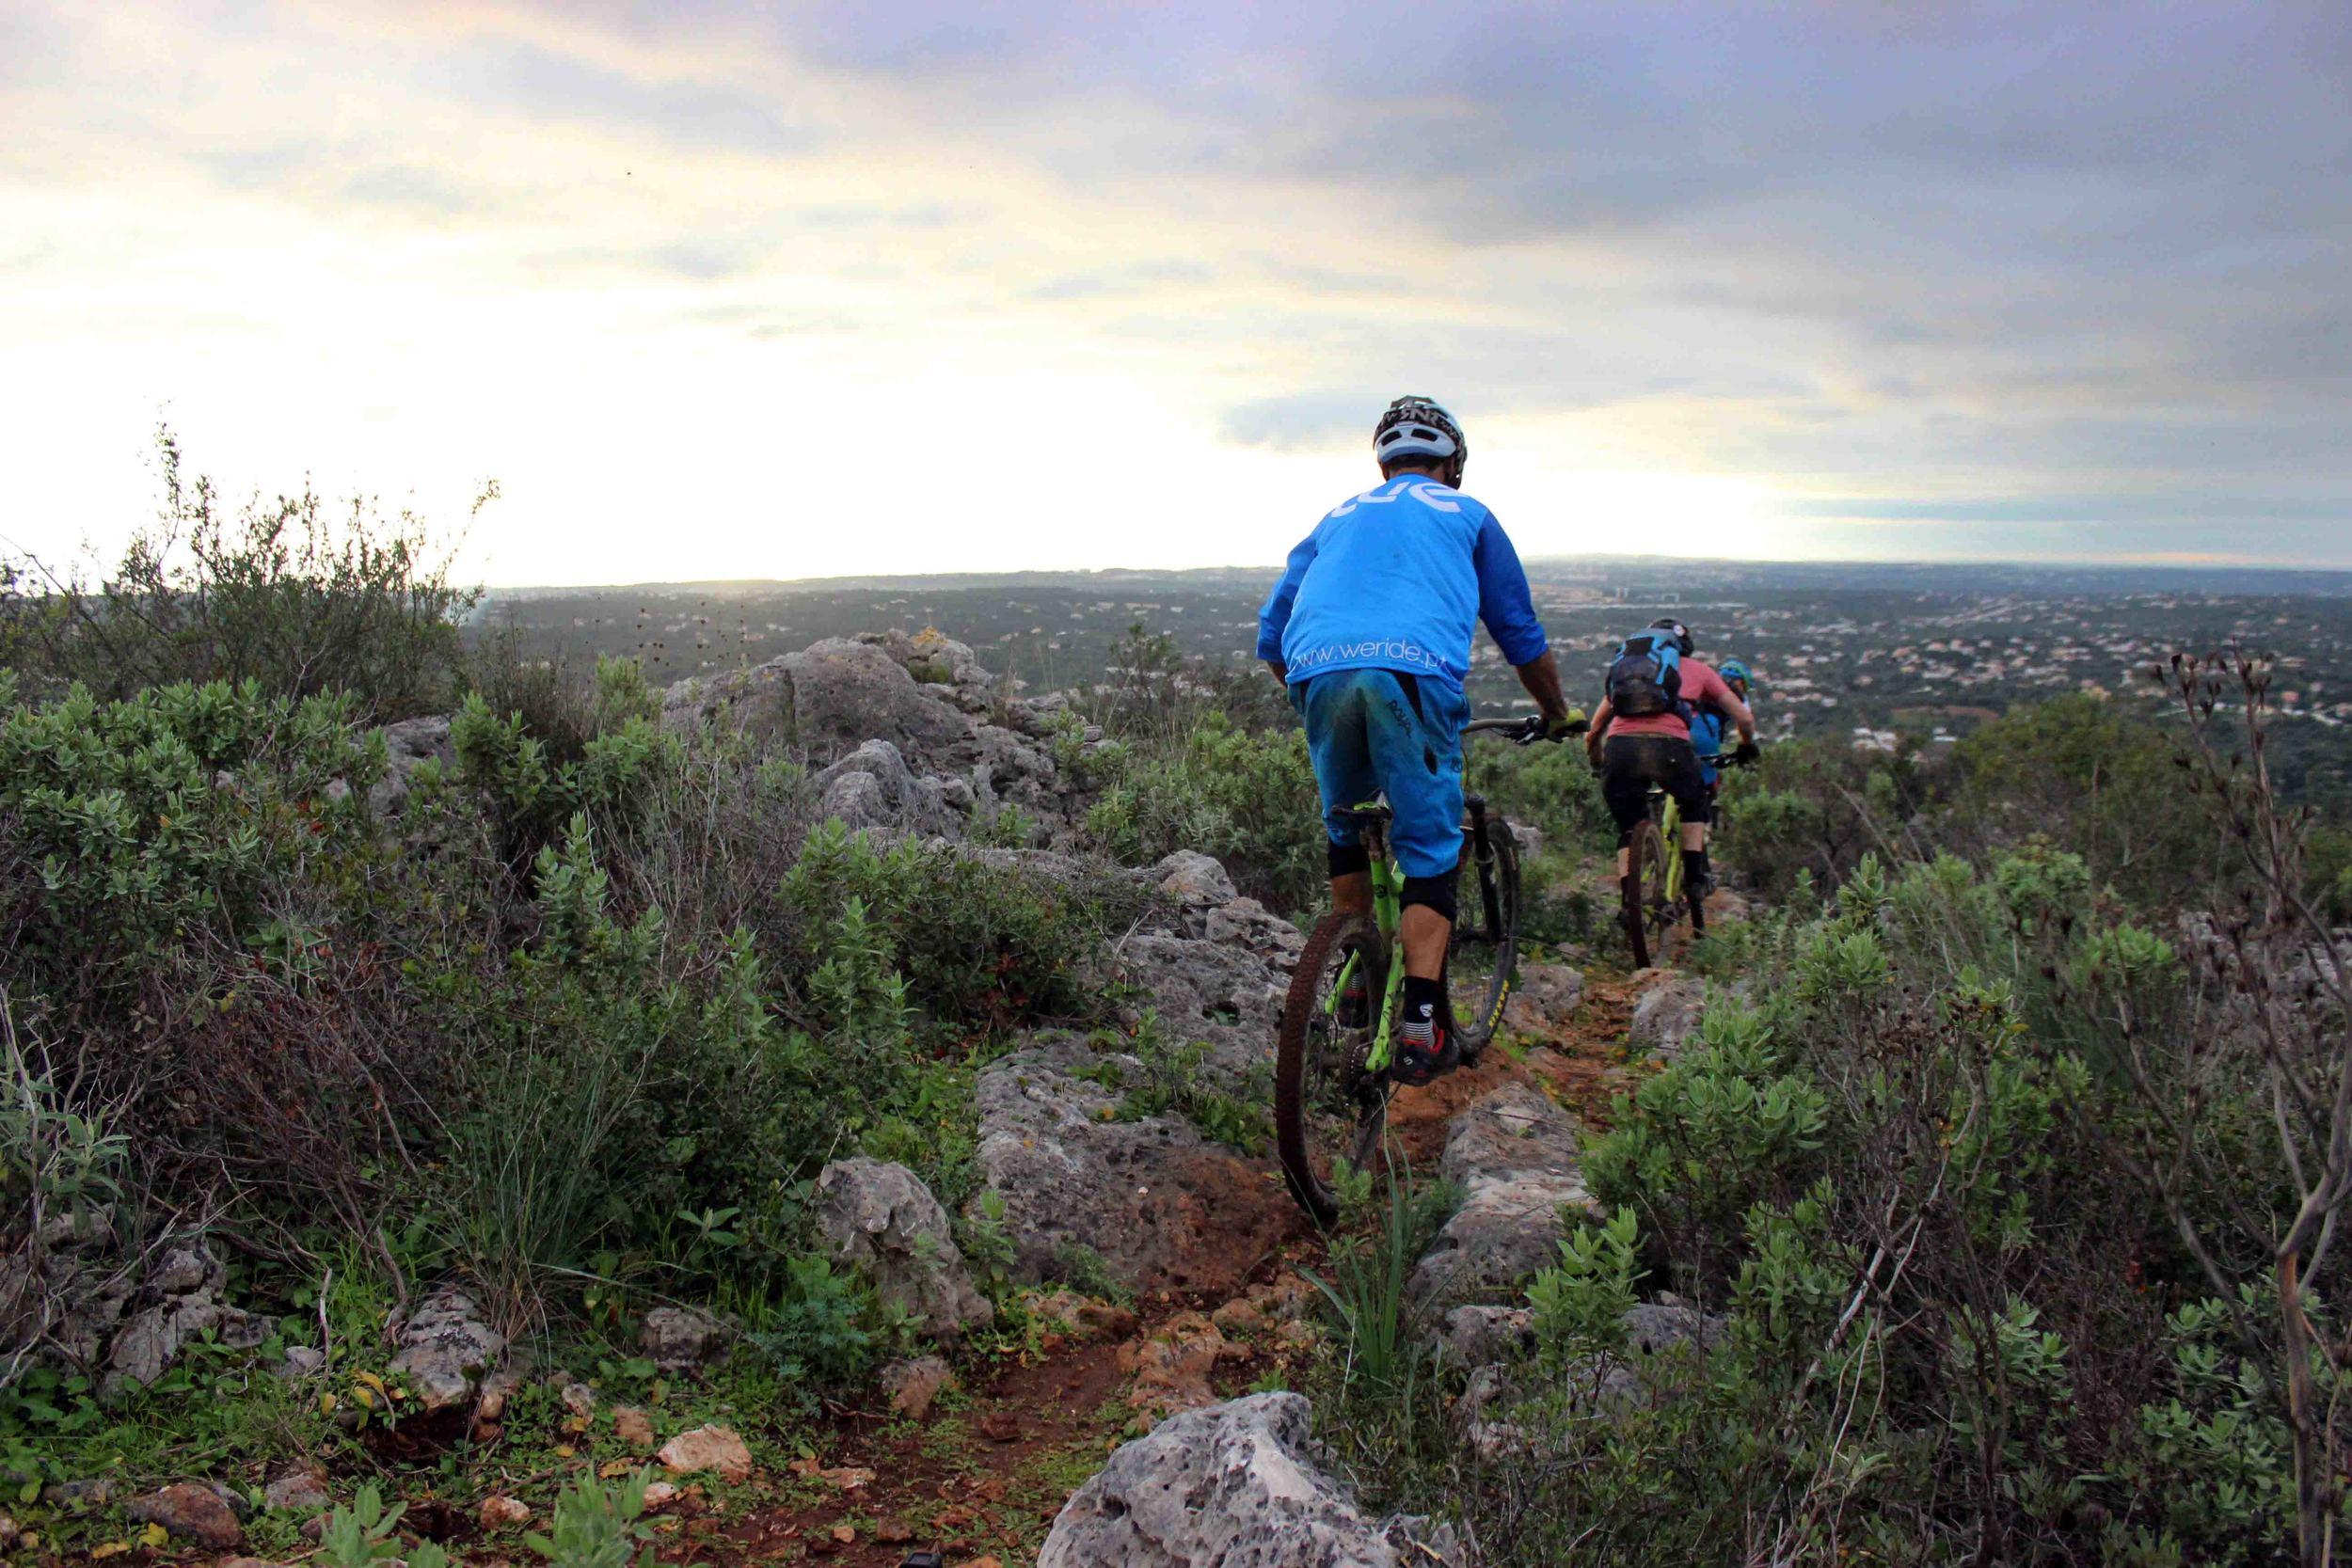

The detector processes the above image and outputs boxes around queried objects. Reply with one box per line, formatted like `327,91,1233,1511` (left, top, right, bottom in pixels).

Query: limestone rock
657,1423,753,1485
386,1282,505,1413
99,1237,268,1398
1153,849,1237,908
1039,1392,1468,1568
125,1484,243,1552
262,1465,330,1513
612,1404,656,1448
814,1159,993,1342
369,715,455,816
1629,974,1708,1060
879,1354,955,1420
1501,961,1582,1035
638,1304,735,1372
973,1034,1297,1294
1409,1085,1600,1307
1432,1305,1536,1370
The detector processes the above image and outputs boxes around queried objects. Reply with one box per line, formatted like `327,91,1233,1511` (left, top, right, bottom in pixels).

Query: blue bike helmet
1720,658,1752,690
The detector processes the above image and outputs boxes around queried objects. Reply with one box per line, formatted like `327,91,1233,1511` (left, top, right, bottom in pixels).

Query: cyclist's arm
1692,664,1756,744
1585,696,1614,763
1510,648,1573,730
1255,528,1319,683
1470,515,1550,665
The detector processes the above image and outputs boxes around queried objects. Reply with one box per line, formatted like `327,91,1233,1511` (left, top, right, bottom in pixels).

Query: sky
2,1,2348,585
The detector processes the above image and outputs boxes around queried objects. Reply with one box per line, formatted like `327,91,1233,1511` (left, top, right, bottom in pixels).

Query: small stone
612,1404,656,1448
657,1424,753,1485
876,1519,914,1543
642,1483,680,1512
561,1381,596,1417
977,1409,1022,1443
830,1523,856,1544
0,1514,17,1547
637,1306,736,1373
275,1345,327,1381
880,1354,955,1420
262,1465,330,1513
479,1496,532,1529
1208,1298,1263,1335
125,1483,243,1551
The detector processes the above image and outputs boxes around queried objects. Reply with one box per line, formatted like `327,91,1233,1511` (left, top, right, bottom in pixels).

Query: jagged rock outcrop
661,630,1090,837
101,1235,269,1397
1039,1392,1470,1568
813,1158,993,1342
972,1034,1296,1295
1409,1085,1600,1307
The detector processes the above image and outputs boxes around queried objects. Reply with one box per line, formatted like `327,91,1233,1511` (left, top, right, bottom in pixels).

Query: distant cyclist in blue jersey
1257,396,1579,1085
1691,659,1755,792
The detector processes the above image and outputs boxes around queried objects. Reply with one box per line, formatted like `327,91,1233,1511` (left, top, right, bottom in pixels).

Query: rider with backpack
1584,620,1756,905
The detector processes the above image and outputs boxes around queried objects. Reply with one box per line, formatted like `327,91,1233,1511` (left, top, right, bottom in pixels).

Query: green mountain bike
1623,748,1757,970
1274,715,1558,1225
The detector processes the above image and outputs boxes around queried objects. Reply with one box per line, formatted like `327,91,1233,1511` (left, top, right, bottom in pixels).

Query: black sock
1684,848,1710,882
1403,976,1443,1034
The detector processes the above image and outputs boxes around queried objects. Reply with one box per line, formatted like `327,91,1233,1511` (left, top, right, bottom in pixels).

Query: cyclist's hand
1546,708,1589,741
1733,740,1762,766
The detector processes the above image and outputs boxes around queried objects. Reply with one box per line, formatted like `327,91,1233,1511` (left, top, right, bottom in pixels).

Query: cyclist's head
1719,657,1751,697
1646,617,1694,657
1374,396,1467,486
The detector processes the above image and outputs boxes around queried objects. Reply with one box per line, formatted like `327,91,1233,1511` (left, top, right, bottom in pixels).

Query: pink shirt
1610,657,1738,740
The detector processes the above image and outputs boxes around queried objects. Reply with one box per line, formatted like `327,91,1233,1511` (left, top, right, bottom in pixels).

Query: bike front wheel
1626,817,1681,970
1276,911,1391,1227
1447,809,1522,1059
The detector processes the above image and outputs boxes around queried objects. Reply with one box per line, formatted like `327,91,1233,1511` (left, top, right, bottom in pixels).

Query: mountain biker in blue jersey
1257,396,1579,1085
1691,658,1754,791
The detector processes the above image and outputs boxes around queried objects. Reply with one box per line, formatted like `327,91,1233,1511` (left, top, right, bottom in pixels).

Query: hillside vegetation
2,449,2350,1567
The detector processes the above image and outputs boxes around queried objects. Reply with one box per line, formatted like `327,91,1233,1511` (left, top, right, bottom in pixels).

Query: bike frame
1654,788,1685,904
1320,811,1408,1074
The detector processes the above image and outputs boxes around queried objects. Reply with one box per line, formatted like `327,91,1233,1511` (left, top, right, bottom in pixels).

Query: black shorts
1601,735,1709,837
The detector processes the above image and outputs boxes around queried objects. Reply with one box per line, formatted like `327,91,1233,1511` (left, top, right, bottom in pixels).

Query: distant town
482,559,2352,808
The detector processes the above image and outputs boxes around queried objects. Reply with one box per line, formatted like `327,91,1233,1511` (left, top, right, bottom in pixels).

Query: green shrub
3,427,477,717
1082,712,1324,912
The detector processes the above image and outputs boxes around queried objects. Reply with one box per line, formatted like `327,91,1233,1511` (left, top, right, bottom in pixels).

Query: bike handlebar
1463,712,1591,745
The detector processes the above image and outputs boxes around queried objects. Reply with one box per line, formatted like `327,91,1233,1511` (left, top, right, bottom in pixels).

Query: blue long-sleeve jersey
1255,475,1548,693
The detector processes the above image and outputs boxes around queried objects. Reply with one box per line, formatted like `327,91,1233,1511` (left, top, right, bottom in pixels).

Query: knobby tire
1626,817,1680,970
1446,810,1522,1061
1276,911,1390,1227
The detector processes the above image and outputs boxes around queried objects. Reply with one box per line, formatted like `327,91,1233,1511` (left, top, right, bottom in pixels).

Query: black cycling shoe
1391,1027,1448,1087
1689,870,1717,902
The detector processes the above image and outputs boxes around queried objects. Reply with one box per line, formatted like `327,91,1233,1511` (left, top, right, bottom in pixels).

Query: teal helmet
1720,658,1752,689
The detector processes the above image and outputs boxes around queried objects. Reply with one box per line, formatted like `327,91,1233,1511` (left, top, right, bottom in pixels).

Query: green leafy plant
525,1468,656,1568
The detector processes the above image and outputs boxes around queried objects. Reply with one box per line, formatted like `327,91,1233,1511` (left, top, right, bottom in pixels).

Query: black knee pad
1327,840,1371,878
1400,868,1460,924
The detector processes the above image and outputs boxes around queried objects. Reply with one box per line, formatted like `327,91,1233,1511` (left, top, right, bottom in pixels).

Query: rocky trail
42,631,1728,1568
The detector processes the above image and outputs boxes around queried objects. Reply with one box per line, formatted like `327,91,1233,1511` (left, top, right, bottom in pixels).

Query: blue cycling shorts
1293,667,1468,879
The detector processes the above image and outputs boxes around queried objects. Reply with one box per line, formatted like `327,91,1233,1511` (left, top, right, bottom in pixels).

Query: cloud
3,0,2348,574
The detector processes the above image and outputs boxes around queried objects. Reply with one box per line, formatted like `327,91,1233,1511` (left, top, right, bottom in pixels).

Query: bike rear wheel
1275,912,1391,1226
1446,808,1521,1059
1625,817,1681,970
